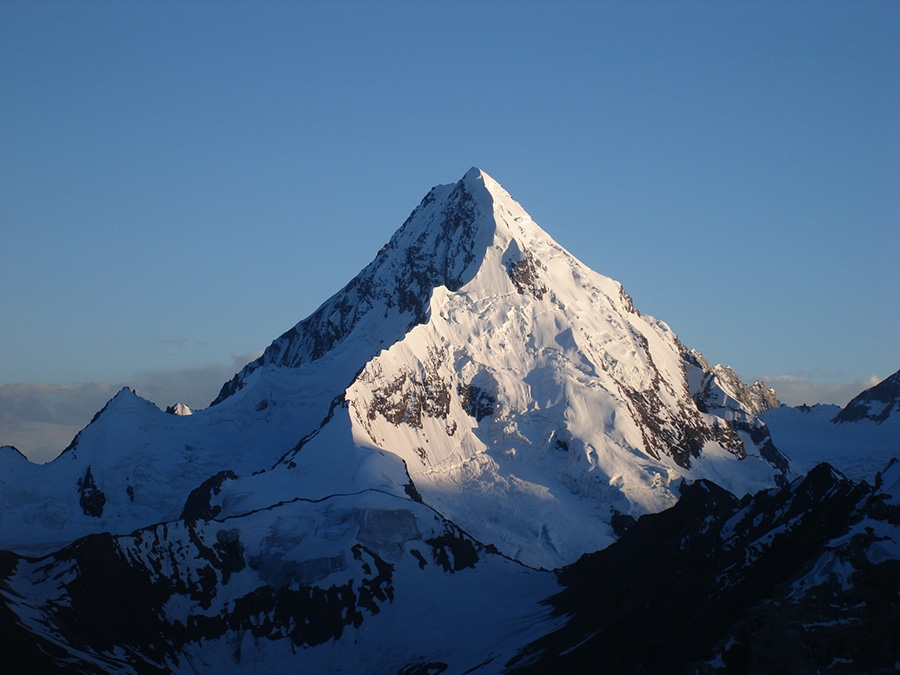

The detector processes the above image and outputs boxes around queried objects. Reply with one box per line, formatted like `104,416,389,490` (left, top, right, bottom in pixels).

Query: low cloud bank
0,351,261,464
762,372,881,408
0,382,119,464
130,351,262,412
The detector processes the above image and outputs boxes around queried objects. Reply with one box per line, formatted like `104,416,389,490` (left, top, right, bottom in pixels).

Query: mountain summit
204,167,788,568
213,168,522,401
1,169,786,569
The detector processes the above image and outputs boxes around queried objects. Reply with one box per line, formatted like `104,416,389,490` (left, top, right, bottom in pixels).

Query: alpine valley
2,169,898,674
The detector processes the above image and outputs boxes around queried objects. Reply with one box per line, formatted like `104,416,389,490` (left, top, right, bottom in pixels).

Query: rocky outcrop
683,348,789,481
683,349,778,416
180,470,239,522
77,466,106,518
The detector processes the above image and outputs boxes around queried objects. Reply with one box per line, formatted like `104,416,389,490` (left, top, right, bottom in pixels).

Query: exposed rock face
683,348,790,484
180,469,238,521
363,347,453,431
77,466,106,518
833,368,900,424
504,242,547,300
683,349,778,416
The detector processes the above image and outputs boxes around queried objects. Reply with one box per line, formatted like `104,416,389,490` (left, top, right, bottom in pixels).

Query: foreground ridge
2,461,898,673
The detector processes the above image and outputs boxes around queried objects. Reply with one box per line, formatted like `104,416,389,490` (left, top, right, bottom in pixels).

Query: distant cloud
761,372,881,408
0,382,119,464
0,351,263,465
154,336,210,348
130,351,263,410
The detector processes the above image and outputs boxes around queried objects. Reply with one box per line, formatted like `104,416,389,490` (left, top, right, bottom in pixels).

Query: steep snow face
341,169,786,568
212,168,495,405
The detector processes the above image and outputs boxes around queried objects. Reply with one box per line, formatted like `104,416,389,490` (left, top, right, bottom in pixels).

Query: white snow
169,402,192,416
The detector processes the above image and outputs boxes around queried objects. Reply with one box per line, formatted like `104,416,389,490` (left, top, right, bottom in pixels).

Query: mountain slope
0,489,560,674
1,168,787,570
4,460,896,674
208,168,790,568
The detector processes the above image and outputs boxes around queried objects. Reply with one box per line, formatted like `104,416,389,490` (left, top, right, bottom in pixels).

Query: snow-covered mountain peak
1,168,793,570
204,167,794,567
108,386,140,405
212,167,573,404
166,402,193,416
0,444,28,464
55,387,153,458
461,166,516,209
0,166,895,666
461,165,493,193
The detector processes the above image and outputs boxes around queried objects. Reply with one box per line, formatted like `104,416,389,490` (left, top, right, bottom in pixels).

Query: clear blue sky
2,1,898,462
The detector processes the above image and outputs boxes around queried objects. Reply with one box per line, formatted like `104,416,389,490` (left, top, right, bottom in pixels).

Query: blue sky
2,1,898,462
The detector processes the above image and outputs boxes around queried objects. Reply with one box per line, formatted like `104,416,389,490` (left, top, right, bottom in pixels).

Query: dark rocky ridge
509,463,900,674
